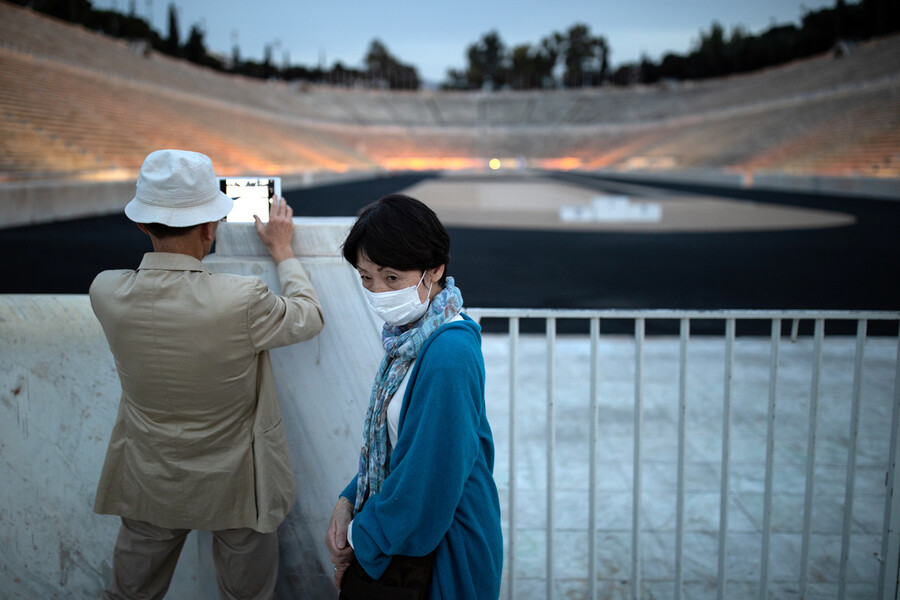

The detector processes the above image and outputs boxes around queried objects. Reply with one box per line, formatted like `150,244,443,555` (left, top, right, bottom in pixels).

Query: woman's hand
326,496,355,589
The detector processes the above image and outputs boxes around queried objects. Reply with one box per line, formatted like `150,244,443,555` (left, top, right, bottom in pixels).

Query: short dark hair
342,194,450,286
142,222,200,239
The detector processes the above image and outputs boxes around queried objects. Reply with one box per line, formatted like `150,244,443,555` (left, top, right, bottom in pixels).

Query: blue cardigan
341,315,503,599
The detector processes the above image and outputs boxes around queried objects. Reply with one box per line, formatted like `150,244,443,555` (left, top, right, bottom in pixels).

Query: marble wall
207,218,383,597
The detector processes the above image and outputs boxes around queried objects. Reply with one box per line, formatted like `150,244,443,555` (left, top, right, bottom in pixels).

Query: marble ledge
215,217,355,258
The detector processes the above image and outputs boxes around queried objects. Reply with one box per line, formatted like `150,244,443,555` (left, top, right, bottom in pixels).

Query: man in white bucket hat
90,149,325,599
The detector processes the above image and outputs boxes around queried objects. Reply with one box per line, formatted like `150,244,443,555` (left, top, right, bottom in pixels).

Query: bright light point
489,158,501,170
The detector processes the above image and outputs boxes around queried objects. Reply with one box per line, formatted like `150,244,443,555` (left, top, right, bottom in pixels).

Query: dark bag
339,552,435,600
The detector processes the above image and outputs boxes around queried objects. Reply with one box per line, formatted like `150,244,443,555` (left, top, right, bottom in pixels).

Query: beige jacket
89,252,324,533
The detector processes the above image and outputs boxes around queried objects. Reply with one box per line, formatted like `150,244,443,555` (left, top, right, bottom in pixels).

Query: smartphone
218,177,282,222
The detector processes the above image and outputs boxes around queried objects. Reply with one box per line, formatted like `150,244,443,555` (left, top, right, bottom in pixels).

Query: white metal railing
467,308,900,600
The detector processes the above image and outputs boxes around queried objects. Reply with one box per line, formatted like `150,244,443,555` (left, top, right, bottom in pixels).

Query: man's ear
136,223,150,236
200,222,216,243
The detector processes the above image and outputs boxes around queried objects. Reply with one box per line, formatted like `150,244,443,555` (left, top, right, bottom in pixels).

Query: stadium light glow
535,157,582,170
379,157,485,171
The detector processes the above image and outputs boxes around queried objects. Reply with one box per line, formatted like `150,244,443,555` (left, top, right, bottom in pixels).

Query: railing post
546,317,556,599
589,317,600,600
675,317,689,600
717,318,735,599
879,330,900,600
507,317,519,600
759,318,781,600
839,320,867,599
632,317,645,600
800,319,825,597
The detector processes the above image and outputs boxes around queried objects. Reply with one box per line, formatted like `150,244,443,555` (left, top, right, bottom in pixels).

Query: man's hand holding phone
255,195,295,264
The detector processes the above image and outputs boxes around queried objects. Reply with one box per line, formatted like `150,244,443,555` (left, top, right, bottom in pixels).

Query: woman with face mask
325,194,503,599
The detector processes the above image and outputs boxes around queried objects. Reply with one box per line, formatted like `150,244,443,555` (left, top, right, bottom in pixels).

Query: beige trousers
102,517,279,600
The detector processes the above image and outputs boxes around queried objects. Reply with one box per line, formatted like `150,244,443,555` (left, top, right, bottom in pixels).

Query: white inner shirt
387,313,463,447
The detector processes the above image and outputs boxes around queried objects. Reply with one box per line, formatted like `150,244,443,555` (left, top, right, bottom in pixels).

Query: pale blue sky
95,0,837,83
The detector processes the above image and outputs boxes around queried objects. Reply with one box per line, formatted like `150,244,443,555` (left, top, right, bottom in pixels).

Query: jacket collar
137,252,208,273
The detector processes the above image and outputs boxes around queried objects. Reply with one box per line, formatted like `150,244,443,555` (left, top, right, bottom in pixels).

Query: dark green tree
723,25,748,73
695,21,727,77
183,24,206,64
165,3,180,56
10,0,93,22
262,43,276,79
510,44,536,89
561,24,608,87
535,33,563,88
232,44,241,69
596,36,610,83
506,33,565,89
364,39,420,89
364,39,391,84
442,68,469,90
466,30,507,89
563,23,594,87
464,45,486,89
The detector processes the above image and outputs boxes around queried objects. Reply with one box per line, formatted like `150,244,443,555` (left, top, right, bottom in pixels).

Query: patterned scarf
353,277,463,513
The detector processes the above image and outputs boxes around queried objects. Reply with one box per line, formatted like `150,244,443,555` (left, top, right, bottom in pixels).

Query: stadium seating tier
0,1,898,180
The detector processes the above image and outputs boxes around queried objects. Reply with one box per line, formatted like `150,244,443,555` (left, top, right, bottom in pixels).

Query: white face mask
363,270,432,327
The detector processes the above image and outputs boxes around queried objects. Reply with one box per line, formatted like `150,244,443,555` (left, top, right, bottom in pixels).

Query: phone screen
219,177,281,222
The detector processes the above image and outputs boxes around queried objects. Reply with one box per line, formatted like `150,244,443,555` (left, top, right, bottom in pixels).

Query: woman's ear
428,265,445,285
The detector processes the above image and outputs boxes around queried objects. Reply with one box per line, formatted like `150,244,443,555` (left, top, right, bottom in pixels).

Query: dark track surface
1,171,897,334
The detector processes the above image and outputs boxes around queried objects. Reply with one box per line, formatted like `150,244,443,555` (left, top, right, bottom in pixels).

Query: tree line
10,0,420,89
10,0,899,91
445,24,609,90
448,0,898,89
619,0,899,86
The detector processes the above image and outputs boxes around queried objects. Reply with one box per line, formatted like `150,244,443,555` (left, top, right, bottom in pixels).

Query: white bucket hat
124,149,233,227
